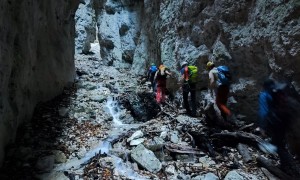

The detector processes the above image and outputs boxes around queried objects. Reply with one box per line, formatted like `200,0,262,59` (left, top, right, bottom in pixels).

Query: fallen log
237,143,252,163
164,143,203,155
256,156,295,180
211,131,265,148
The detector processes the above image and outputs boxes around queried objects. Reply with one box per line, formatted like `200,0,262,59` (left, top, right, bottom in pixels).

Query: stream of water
55,97,148,179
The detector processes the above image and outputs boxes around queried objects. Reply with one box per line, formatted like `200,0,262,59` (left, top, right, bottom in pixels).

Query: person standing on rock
180,61,197,117
207,61,231,121
154,64,172,104
147,63,158,92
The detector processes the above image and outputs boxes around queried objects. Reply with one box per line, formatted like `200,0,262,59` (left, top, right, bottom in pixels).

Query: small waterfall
106,96,123,126
55,95,150,179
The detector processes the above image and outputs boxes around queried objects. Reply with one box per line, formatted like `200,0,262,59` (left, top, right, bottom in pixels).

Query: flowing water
55,97,148,179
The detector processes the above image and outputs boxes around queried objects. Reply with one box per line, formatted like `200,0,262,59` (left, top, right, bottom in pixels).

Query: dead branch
164,143,203,155
238,123,254,131
211,131,266,148
257,156,295,180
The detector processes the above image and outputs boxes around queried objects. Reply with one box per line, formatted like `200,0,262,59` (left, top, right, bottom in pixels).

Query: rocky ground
0,42,298,180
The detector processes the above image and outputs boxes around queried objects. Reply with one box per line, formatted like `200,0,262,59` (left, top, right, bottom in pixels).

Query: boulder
131,144,162,173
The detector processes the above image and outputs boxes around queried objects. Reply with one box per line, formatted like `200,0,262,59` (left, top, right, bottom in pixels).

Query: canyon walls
0,0,79,164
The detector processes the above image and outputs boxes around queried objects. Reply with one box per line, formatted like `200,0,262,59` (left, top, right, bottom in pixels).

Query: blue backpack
150,65,157,74
217,66,231,86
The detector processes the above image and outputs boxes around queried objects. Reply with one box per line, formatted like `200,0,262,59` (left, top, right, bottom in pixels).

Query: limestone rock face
75,0,96,54
0,0,79,165
95,0,143,68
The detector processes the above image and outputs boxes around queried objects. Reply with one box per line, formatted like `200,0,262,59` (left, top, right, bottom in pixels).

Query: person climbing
207,61,231,121
258,78,300,176
147,63,158,92
180,61,198,117
154,64,172,104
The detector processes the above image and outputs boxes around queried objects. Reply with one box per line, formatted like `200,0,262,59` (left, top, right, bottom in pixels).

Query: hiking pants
150,75,156,92
216,85,231,120
156,80,166,103
182,83,196,116
267,123,299,175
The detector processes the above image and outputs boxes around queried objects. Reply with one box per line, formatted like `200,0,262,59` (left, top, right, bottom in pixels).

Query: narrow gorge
0,0,300,179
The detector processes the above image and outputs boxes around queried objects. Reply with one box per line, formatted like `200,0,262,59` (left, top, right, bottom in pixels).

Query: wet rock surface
1,42,299,179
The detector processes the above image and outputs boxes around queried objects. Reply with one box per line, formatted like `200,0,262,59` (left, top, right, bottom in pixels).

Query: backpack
217,66,231,86
150,65,157,74
156,65,167,80
188,66,198,83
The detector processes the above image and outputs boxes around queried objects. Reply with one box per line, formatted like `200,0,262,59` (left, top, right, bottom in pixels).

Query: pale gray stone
131,144,162,173
192,172,219,180
130,138,145,146
127,130,144,142
224,170,258,180
165,165,177,175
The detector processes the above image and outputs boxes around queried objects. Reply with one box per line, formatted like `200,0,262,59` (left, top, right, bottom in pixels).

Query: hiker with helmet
180,61,198,117
154,64,172,104
207,61,231,121
147,63,158,92
258,78,300,176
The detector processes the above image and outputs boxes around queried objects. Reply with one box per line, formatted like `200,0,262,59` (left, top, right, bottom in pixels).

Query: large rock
130,144,162,173
0,0,79,165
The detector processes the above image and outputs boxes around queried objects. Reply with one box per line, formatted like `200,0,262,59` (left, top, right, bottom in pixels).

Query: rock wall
94,0,144,69
84,0,300,156
0,0,79,165
75,0,96,54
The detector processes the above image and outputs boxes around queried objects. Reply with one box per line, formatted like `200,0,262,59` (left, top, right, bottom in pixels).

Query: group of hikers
147,61,232,119
147,61,300,176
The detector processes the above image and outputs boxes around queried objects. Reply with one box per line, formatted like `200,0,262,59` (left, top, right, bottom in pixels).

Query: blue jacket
258,90,273,130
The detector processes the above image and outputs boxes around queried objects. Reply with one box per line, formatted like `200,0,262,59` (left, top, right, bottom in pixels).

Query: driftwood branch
211,131,265,148
238,123,254,131
164,143,203,155
256,156,295,180
237,143,252,163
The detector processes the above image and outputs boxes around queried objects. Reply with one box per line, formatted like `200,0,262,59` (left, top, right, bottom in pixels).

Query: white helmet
181,61,188,67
